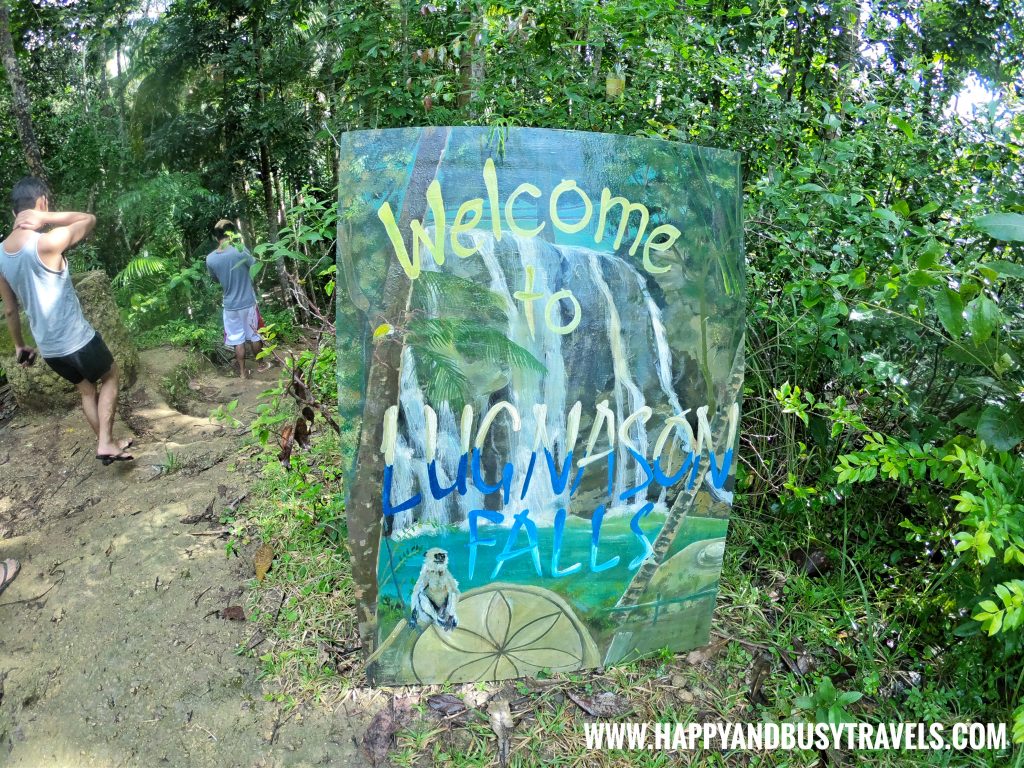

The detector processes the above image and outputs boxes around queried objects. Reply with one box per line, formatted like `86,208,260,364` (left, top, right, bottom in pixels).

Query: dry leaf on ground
427,693,467,718
487,698,514,768
362,699,412,767
566,690,631,718
254,544,274,582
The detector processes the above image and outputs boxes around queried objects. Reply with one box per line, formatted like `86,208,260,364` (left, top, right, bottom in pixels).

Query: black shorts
44,333,114,385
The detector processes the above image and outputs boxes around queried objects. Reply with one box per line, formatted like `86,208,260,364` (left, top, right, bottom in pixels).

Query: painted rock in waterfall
639,538,727,603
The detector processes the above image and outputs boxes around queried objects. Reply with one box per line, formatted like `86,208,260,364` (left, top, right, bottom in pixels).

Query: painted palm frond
407,318,546,410
413,271,508,324
415,346,470,407
408,316,459,350
408,318,545,373
459,328,546,373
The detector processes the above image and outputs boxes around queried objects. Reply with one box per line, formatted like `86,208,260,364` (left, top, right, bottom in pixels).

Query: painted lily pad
410,583,600,683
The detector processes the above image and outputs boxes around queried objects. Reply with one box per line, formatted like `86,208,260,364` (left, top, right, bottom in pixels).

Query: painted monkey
409,548,459,632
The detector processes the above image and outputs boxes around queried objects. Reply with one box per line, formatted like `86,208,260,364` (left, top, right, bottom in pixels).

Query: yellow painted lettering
596,188,650,255
483,159,502,242
619,406,653,454
408,180,447,269
505,183,545,238
642,224,679,274
545,289,582,335
549,179,593,234
451,198,484,258
376,202,420,279
475,401,521,448
513,265,543,339
378,181,447,278
580,400,615,467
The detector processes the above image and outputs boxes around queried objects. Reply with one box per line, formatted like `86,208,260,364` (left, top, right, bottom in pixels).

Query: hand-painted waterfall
387,231,696,533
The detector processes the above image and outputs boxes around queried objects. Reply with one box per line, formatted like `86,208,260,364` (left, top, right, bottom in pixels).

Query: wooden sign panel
336,127,744,685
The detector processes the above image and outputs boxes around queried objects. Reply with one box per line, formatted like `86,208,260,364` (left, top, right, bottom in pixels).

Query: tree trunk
237,173,258,249
345,127,450,654
457,5,483,109
249,5,292,303
782,15,803,105
114,24,129,146
0,1,46,183
259,139,292,301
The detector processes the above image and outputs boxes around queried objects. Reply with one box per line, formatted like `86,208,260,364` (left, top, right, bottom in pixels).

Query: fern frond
114,254,169,287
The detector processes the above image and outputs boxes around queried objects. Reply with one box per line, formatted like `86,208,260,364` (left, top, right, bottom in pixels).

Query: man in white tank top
0,177,134,465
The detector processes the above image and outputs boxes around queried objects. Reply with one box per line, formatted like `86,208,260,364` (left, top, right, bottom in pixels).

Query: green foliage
255,189,338,279
136,317,224,359
158,352,201,411
109,172,225,329
976,213,1024,243
211,399,242,429
159,448,181,475
235,340,360,693
793,677,863,726
250,341,338,448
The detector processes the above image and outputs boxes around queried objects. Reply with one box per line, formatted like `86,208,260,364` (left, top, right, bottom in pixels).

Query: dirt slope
0,348,368,768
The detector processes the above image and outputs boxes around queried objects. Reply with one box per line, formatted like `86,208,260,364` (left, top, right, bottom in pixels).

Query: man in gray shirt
0,176,134,465
206,220,266,379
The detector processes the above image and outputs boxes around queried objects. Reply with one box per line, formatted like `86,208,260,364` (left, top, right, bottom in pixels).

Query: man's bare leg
78,376,132,452
235,343,247,378
77,379,100,434
95,363,127,457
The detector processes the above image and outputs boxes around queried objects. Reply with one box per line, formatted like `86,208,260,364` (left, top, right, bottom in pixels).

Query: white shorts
223,305,263,346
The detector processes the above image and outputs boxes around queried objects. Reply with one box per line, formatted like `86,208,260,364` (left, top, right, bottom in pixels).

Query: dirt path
0,348,368,767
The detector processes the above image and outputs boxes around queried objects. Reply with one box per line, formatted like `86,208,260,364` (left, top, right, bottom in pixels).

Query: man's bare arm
0,274,26,349
15,210,96,269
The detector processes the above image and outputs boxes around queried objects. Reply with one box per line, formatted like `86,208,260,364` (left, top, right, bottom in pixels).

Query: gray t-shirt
0,231,95,357
206,245,257,311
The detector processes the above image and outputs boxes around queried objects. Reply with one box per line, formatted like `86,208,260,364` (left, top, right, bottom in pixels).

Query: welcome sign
336,127,744,685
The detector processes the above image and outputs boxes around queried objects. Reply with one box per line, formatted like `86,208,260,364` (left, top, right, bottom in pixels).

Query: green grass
233,410,360,701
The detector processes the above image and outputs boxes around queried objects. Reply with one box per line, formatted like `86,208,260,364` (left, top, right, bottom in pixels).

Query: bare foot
96,438,134,462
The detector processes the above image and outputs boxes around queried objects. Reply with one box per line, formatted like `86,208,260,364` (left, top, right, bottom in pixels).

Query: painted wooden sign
336,127,744,686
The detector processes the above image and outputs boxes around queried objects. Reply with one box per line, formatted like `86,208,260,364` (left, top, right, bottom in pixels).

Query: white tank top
0,231,95,357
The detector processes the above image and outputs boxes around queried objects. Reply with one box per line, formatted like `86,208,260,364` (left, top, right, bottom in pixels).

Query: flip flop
119,438,134,451
0,558,20,596
96,452,134,466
